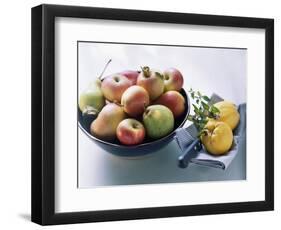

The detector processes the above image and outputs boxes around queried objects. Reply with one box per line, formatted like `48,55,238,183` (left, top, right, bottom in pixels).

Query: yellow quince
201,120,233,155
213,101,240,130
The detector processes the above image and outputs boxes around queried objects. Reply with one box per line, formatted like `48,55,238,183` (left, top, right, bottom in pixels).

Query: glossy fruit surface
78,88,190,156
90,103,126,141
121,85,150,117
101,74,131,102
143,105,174,139
119,70,139,85
78,79,105,115
163,68,184,92
201,120,233,155
116,119,145,145
213,101,240,130
154,91,185,117
137,66,164,100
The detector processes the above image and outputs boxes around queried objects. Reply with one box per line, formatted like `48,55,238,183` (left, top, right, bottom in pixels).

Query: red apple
101,74,131,102
121,85,150,117
137,66,164,100
119,70,139,85
116,119,145,145
154,91,185,117
163,68,184,92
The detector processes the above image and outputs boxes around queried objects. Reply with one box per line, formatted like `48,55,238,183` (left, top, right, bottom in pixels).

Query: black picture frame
31,4,274,225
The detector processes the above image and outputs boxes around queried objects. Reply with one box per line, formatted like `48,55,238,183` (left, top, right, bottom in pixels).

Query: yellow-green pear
90,103,126,141
79,79,105,115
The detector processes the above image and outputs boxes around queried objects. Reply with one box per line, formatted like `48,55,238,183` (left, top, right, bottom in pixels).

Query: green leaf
202,95,210,102
210,105,220,114
209,112,215,118
201,101,209,110
187,115,194,121
192,104,198,110
192,104,200,114
191,92,195,99
187,89,219,132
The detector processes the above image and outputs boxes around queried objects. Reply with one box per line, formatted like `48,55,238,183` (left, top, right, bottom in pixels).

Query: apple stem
98,59,112,81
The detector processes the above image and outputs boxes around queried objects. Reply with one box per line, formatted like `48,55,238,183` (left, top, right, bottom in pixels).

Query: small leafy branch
187,88,220,133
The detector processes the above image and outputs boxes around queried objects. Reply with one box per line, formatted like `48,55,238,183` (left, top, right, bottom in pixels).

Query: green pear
79,59,113,115
143,105,174,139
90,103,126,141
79,79,105,115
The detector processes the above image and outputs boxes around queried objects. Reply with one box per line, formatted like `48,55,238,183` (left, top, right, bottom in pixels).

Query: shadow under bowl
78,88,190,157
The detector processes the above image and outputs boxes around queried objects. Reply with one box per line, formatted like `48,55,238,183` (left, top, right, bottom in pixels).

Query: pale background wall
0,0,279,229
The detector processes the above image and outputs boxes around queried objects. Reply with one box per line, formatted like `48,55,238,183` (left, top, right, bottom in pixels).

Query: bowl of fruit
78,62,190,157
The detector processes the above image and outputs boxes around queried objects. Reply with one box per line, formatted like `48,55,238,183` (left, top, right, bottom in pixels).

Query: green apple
143,105,174,139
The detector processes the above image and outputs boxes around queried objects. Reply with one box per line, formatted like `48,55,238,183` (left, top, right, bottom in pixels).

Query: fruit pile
186,89,240,155
200,101,240,155
79,65,186,145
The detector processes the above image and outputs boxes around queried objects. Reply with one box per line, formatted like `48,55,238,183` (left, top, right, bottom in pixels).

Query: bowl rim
78,89,190,149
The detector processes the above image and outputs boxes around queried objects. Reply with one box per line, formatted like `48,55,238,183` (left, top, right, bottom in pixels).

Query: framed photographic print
31,4,274,225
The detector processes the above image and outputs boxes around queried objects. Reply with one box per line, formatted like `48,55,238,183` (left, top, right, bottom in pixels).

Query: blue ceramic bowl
78,88,190,157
